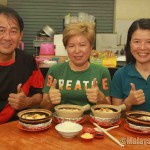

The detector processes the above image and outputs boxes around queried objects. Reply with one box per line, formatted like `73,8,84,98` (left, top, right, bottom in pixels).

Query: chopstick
93,123,124,147
94,125,119,132
105,125,119,131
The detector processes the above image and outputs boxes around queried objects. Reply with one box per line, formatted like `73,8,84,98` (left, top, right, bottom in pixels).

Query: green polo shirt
43,62,111,106
110,63,150,111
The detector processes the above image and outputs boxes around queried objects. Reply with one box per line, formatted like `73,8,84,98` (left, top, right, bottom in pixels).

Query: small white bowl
55,121,83,138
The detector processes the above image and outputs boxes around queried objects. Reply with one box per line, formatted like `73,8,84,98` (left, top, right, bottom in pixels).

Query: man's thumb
130,83,136,91
17,83,22,93
51,79,57,89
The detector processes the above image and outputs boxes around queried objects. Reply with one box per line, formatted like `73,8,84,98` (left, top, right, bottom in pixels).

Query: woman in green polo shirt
111,18,150,112
41,22,111,110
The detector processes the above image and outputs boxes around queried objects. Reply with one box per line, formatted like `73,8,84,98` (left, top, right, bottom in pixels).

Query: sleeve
0,104,15,124
42,67,54,94
22,57,44,95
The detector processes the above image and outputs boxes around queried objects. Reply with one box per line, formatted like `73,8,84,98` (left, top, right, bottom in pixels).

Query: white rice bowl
55,121,83,138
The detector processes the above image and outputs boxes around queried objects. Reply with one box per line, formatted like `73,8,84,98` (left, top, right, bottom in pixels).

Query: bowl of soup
54,104,90,118
126,110,150,133
18,109,52,130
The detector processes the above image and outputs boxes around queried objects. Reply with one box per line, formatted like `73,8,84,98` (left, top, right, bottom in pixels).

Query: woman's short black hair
0,5,24,32
125,18,150,64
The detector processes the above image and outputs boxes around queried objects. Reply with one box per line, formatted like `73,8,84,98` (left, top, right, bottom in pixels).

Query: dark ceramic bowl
126,110,150,127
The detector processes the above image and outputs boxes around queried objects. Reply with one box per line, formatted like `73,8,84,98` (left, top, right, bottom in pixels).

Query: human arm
40,79,61,109
86,78,111,104
112,83,145,111
40,93,54,110
8,84,43,110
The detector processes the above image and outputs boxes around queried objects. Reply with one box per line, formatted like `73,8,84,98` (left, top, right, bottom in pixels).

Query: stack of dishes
17,109,52,131
126,111,150,133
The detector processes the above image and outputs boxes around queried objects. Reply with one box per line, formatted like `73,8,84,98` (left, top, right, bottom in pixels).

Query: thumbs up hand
17,83,22,93
86,78,105,104
8,83,27,110
126,83,145,106
49,79,61,105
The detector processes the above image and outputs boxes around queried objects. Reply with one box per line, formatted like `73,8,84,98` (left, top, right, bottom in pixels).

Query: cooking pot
54,104,90,118
126,111,150,133
18,109,52,130
18,109,52,124
91,104,126,118
53,112,84,123
43,25,55,37
126,111,150,127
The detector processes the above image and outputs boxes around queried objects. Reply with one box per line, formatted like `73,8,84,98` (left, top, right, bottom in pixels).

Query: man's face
0,14,23,55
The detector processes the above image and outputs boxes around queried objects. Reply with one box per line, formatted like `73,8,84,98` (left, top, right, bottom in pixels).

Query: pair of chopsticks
94,125,119,132
93,123,124,147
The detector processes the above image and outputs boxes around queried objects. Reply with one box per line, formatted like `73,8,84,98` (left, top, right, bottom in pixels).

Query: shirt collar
127,63,143,78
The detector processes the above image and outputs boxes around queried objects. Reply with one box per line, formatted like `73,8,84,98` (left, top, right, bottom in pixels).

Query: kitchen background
0,0,150,56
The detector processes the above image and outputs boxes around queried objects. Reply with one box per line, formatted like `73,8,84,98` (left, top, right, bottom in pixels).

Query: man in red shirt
0,5,44,123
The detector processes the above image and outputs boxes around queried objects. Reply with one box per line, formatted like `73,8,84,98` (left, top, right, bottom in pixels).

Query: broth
94,107,117,112
21,112,49,120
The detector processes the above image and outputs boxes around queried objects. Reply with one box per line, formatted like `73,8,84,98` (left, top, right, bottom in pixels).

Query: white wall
115,0,150,45
96,0,150,50
115,0,150,20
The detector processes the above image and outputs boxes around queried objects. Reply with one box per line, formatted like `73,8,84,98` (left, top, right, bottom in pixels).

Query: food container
90,115,120,126
80,127,104,140
54,104,90,118
52,112,84,124
126,111,150,133
55,121,83,138
91,104,126,126
91,104,126,118
80,132,94,141
82,127,95,134
18,109,52,130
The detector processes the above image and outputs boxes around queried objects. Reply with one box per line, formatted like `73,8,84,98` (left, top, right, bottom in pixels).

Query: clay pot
54,104,90,118
18,109,52,125
126,110,150,127
91,104,126,118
